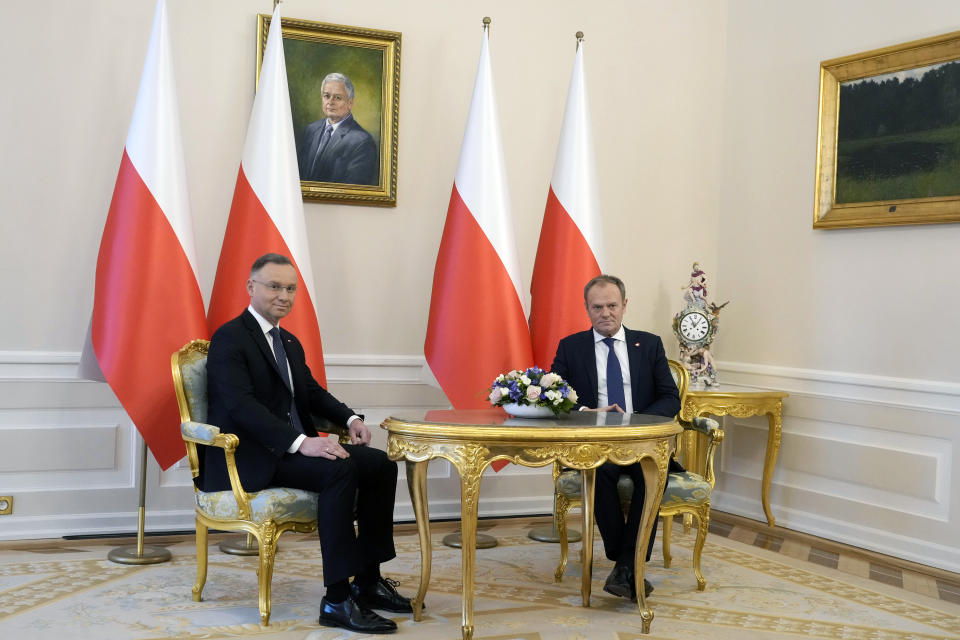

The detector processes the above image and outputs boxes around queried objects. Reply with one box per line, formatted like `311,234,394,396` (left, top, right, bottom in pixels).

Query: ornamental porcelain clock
672,262,729,388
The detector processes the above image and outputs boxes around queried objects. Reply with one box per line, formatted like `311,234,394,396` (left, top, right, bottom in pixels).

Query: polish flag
424,25,534,413
79,0,208,470
206,6,327,386
529,39,604,368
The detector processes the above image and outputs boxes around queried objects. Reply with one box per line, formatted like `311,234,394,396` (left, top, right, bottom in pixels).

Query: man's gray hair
322,72,355,99
584,274,627,302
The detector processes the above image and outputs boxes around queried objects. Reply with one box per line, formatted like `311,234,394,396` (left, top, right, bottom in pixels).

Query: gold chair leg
256,525,277,626
683,512,693,534
693,506,709,591
661,514,673,568
193,520,208,602
554,494,571,582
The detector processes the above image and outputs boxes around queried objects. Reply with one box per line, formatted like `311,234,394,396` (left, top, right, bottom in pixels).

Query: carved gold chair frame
172,339,349,624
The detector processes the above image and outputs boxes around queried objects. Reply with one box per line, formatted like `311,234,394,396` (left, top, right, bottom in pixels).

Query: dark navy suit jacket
297,114,379,185
199,310,355,492
550,327,680,418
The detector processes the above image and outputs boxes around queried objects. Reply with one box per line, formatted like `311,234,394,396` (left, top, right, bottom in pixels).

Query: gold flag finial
576,31,584,41
482,16,491,32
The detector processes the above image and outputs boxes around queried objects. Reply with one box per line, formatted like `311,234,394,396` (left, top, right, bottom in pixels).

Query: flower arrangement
488,367,578,415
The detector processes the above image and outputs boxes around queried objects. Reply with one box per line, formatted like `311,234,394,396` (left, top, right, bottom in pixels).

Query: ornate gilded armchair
552,360,724,591
172,339,350,625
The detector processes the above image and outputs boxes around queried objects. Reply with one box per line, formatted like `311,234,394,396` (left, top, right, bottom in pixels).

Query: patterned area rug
1,519,958,639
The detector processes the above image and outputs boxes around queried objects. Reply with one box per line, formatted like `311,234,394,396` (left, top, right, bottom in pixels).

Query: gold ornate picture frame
258,15,400,206
814,30,960,228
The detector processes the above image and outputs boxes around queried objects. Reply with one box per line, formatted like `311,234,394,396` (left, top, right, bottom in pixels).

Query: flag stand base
442,532,498,549
528,523,581,543
220,534,261,556
108,439,172,566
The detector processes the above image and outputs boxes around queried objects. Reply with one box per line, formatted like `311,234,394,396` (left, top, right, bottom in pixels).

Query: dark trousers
594,457,684,565
271,444,398,585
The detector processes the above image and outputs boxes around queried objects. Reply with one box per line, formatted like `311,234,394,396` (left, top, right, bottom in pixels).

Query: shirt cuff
287,434,306,454
347,415,362,427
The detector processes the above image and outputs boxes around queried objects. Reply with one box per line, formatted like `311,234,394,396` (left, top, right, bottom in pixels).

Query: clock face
679,311,710,341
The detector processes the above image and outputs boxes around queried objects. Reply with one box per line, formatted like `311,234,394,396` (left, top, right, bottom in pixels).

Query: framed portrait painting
814,30,960,228
258,15,400,206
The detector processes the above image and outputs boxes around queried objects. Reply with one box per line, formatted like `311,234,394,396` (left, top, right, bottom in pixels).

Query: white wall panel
711,361,960,572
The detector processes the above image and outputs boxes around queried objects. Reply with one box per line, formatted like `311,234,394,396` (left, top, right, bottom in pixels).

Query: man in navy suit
203,253,408,634
297,72,379,185
551,274,682,601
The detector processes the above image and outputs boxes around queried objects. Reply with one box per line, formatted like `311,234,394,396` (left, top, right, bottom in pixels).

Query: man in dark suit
297,72,379,185
202,253,409,634
551,274,682,601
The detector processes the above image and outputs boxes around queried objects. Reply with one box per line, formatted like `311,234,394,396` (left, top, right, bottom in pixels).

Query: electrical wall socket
0,496,12,515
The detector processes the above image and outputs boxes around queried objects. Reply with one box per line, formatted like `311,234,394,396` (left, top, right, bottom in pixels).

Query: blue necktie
603,337,626,411
269,327,304,434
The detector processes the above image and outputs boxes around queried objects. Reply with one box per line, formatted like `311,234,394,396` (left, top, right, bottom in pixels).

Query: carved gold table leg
761,405,782,527
458,466,482,640
406,460,430,621
634,456,664,634
580,468,596,607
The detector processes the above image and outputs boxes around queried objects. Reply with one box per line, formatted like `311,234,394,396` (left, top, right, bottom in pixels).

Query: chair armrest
675,416,724,487
312,415,351,444
687,416,720,435
180,421,252,519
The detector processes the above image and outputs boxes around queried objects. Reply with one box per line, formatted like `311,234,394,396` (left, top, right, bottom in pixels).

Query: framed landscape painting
814,30,960,228
258,15,401,206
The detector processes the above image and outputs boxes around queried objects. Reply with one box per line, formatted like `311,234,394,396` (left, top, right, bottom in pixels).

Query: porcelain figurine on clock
673,262,728,387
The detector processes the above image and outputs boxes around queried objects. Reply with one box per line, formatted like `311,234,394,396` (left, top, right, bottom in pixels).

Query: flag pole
437,14,503,552
108,436,172,564
527,29,590,545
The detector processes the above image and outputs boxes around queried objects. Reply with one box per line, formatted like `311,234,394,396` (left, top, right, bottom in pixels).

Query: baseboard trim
712,492,960,574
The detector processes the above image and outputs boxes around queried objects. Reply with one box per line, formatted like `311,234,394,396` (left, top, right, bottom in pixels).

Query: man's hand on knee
298,436,350,459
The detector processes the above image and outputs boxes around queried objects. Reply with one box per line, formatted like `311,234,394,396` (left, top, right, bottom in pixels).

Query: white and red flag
529,39,604,368
424,24,534,413
206,6,327,385
79,0,207,470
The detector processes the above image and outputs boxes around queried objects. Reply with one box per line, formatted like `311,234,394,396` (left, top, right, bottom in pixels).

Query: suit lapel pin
634,342,640,347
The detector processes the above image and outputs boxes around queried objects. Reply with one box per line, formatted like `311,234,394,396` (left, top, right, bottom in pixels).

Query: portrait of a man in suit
297,72,380,186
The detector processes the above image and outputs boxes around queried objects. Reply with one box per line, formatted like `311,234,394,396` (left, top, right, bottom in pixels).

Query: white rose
520,375,531,386
568,389,578,403
540,372,560,388
525,385,542,402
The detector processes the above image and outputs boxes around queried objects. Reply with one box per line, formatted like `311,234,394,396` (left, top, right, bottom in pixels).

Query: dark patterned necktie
309,123,334,175
603,337,626,410
268,327,304,434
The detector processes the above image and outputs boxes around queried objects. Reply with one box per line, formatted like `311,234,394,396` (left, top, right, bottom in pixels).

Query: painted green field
835,125,960,203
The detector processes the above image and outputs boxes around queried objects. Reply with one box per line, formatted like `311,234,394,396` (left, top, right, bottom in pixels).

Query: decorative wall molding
0,351,434,386
3,351,957,577
4,351,955,408
717,360,960,414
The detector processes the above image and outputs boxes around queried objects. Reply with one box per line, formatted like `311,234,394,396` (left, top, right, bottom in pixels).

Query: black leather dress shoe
318,595,397,634
351,577,415,613
604,565,655,601
603,564,634,599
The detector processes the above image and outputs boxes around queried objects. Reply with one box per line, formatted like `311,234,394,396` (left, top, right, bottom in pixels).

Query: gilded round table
382,409,682,639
